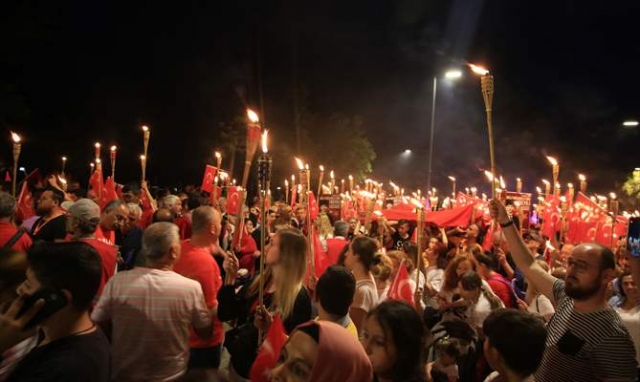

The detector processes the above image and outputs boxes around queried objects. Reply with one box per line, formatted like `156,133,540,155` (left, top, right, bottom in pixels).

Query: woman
422,241,448,309
344,236,381,334
218,228,312,380
614,270,640,376
372,253,394,302
271,320,372,381
457,271,503,332
517,260,555,322
362,300,426,382
437,255,476,311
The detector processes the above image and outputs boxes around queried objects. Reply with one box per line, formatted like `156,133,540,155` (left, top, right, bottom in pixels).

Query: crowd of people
0,178,639,381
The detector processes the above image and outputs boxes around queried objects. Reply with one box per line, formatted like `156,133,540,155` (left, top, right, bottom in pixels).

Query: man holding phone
0,242,110,381
490,199,637,382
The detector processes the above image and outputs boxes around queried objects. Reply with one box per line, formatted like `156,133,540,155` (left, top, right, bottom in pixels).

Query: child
427,338,460,382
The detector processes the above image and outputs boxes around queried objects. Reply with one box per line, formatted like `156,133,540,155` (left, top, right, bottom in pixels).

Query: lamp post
426,70,462,194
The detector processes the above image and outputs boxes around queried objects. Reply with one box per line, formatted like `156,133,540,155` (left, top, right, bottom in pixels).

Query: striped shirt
535,279,637,381
92,267,212,382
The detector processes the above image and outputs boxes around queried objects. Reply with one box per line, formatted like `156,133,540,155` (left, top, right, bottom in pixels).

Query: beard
565,275,601,300
36,205,50,216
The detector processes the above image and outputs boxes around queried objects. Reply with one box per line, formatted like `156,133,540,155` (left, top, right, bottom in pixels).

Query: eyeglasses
562,258,591,273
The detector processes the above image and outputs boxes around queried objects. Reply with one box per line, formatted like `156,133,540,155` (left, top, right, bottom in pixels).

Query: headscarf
293,320,372,382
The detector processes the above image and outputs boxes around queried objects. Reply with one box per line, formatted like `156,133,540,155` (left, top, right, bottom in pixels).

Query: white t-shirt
616,304,640,365
433,358,459,378
466,292,503,329
424,268,445,308
527,293,555,321
92,267,212,382
352,275,379,313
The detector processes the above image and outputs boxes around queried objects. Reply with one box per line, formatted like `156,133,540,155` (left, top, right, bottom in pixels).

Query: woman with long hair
437,255,476,311
362,300,426,382
344,236,380,334
218,228,312,381
423,240,448,309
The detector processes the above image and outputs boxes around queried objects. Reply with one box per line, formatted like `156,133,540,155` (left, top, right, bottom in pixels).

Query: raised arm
489,199,557,301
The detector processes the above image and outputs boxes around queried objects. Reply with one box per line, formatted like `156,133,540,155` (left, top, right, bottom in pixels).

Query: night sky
1,1,639,198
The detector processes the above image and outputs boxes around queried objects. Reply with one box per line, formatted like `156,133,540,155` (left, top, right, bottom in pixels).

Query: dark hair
459,270,483,291
336,244,350,267
472,249,499,272
153,208,175,223
333,221,349,238
617,270,632,299
351,236,379,269
316,266,356,317
368,300,426,381
402,242,418,269
397,219,410,228
103,199,124,213
70,188,87,199
443,256,476,291
438,338,461,359
47,187,65,205
0,192,16,218
187,196,201,211
122,184,141,195
27,242,102,310
432,242,448,270
483,309,547,377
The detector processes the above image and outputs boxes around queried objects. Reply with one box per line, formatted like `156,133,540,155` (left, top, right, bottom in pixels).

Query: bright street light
404,149,412,154
445,70,462,79
623,120,639,127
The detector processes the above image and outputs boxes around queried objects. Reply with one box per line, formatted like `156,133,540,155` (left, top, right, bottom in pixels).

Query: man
523,232,544,260
347,217,359,240
97,199,129,245
326,220,350,265
0,192,32,251
462,223,483,253
116,203,144,270
174,206,224,371
163,195,191,239
92,222,213,381
483,309,547,382
315,265,358,338
66,198,118,296
491,199,637,381
1,242,110,381
31,188,67,243
391,219,412,250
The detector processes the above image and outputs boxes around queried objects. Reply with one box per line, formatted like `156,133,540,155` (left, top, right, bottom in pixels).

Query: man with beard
31,188,67,243
490,199,636,382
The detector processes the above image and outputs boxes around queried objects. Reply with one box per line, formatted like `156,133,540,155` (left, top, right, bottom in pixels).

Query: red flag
226,186,243,215
140,189,152,211
312,226,330,279
381,204,474,227
249,313,288,382
387,260,414,306
482,222,498,252
456,192,481,207
89,167,104,198
16,181,35,221
200,165,218,193
308,191,319,221
100,177,118,209
4,172,10,182
541,195,560,239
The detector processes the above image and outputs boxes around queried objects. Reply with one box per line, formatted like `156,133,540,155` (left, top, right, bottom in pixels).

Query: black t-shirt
7,328,111,382
31,215,67,243
391,231,411,250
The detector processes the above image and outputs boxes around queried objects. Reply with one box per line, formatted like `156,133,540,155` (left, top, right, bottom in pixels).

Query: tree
622,168,640,210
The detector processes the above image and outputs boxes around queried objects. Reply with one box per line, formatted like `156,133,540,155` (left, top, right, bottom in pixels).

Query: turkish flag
426,204,475,227
575,221,598,243
482,221,498,252
541,195,560,239
16,181,35,221
387,260,414,306
226,186,243,215
456,192,481,207
100,177,118,209
595,216,615,247
308,191,319,221
312,226,330,278
249,313,288,382
200,165,218,193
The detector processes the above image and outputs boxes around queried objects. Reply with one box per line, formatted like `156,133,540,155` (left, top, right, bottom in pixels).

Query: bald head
576,243,616,271
192,206,222,238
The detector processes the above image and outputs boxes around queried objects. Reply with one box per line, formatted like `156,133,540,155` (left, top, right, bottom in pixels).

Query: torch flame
261,130,268,154
536,187,542,193
411,198,423,209
215,151,221,159
142,125,149,132
90,163,95,168
139,155,145,161
110,145,117,152
448,176,456,182
330,170,334,179
247,109,260,123
348,175,353,181
484,170,494,182
567,183,574,188
546,156,558,166
285,179,289,187
610,192,617,200
10,132,21,143
542,179,550,186
319,165,324,172
516,177,521,182
578,174,586,181
294,158,304,170
96,158,101,164
500,176,506,189
62,156,67,161
95,142,101,149
468,63,489,75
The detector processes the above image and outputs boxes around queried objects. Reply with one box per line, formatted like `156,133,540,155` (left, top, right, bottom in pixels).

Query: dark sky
1,0,639,197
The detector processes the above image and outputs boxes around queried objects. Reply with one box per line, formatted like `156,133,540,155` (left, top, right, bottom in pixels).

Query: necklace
71,323,96,337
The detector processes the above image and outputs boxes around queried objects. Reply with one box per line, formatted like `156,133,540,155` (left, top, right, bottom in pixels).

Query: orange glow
110,145,117,152
285,179,289,187
142,125,149,132
95,142,101,149
261,130,268,153
610,192,617,200
10,132,21,143
448,176,456,182
319,165,324,172
330,170,335,179
294,158,304,170
247,109,259,123
578,174,586,181
484,170,494,182
348,175,353,181
546,156,558,166
541,179,550,186
215,151,221,159
62,156,67,161
468,63,489,75
139,155,145,161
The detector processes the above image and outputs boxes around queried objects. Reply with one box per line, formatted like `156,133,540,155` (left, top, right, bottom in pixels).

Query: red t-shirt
325,237,349,265
78,238,118,296
0,222,32,252
174,240,224,347
175,216,192,240
487,273,516,309
95,226,115,246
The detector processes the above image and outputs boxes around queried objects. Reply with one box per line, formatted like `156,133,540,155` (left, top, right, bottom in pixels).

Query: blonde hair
386,250,415,273
372,253,393,283
249,228,307,320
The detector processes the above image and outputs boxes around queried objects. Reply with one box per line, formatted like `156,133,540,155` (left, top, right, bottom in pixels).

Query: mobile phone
627,217,640,258
17,288,68,329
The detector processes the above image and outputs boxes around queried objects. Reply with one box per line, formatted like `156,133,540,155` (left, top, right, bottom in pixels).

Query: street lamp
426,69,463,194
623,120,639,127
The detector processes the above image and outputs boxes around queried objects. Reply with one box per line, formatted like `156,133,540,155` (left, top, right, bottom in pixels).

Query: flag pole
257,131,271,347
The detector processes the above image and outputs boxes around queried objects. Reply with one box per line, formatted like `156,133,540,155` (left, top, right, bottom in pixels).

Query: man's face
169,200,182,216
349,219,358,231
87,190,99,204
267,211,277,224
564,245,610,300
122,192,139,205
398,223,410,236
467,224,479,238
296,208,306,221
36,191,57,216
560,244,574,261
102,205,129,231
